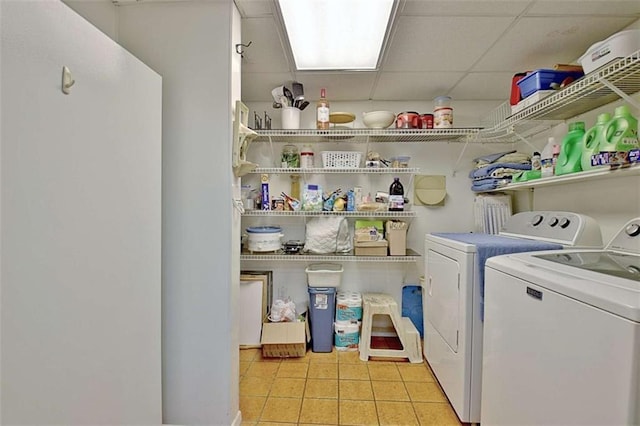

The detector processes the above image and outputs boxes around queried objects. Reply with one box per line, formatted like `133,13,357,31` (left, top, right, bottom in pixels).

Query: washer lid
534,251,640,282
487,251,640,322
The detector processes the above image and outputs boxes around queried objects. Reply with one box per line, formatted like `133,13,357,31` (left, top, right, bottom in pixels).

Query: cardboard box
386,221,407,256
354,220,384,242
261,321,306,358
354,239,388,256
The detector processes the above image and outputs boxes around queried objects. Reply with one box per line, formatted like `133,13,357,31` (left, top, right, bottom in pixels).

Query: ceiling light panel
278,0,395,70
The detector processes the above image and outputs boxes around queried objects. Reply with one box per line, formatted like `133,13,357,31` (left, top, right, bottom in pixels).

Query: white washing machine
423,211,603,423
481,217,640,426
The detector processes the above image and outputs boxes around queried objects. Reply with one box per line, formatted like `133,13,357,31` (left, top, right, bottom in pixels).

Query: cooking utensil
292,81,304,102
283,86,294,107
273,102,282,109
299,101,310,111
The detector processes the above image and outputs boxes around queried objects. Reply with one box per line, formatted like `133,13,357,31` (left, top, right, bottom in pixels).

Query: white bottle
540,137,558,178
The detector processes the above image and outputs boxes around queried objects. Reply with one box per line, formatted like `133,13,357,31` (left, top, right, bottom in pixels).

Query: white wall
1,1,162,424
115,2,238,424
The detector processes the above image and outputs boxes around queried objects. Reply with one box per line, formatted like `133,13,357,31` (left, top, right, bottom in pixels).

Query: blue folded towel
469,162,531,179
431,233,562,320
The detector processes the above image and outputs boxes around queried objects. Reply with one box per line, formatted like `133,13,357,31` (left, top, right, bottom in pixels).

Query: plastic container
555,122,586,176
321,151,362,168
396,111,419,129
390,156,411,168
402,285,424,338
579,29,640,74
335,291,363,323
602,105,639,153
434,96,453,128
541,137,558,178
306,263,343,287
334,322,360,351
516,69,584,99
300,144,315,169
308,287,336,353
531,152,541,171
281,144,299,168
581,113,611,170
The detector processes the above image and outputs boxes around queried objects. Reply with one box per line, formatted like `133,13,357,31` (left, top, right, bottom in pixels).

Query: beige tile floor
239,347,464,426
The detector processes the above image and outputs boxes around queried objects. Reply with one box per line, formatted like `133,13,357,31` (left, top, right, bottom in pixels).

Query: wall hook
62,66,75,95
235,41,252,58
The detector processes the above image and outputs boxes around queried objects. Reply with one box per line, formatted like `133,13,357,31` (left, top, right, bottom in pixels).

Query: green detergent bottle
601,105,639,152
555,121,586,176
581,113,611,170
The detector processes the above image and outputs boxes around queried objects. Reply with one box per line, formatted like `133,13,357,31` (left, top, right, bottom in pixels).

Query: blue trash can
402,285,424,337
308,287,336,352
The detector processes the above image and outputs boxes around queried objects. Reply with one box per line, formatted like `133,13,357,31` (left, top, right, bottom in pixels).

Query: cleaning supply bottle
601,105,639,152
555,122,586,176
540,137,558,178
581,113,610,170
531,151,541,171
389,178,404,211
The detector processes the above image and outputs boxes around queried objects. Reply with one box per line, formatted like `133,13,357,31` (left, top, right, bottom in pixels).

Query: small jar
419,114,434,129
281,144,299,168
300,144,315,169
434,96,453,129
396,111,419,129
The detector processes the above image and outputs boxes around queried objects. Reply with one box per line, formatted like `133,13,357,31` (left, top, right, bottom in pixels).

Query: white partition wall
1,1,162,424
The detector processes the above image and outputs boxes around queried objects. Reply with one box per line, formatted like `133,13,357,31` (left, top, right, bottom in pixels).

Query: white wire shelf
249,167,419,174
479,49,640,142
240,249,421,262
483,163,640,192
252,128,481,143
241,210,417,217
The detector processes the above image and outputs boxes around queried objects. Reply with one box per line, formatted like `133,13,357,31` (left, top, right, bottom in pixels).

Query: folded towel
431,233,562,319
470,162,531,179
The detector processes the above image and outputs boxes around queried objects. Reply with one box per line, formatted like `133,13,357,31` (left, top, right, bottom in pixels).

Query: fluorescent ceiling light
277,0,395,70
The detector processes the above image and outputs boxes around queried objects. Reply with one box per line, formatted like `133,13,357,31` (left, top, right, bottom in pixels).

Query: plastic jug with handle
555,122,585,176
601,105,639,152
581,113,610,170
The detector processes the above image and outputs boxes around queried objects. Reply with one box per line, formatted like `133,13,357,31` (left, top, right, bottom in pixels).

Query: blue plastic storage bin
516,69,584,99
308,287,336,353
402,285,424,338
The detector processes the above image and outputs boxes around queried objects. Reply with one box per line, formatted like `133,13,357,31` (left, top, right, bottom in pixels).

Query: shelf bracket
597,76,640,110
451,138,470,177
232,101,259,177
512,131,537,152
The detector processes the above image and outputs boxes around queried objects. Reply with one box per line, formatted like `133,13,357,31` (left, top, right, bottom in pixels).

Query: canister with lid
434,96,453,128
281,144,300,168
300,144,315,168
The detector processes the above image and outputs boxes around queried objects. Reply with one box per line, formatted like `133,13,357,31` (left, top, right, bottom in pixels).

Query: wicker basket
321,151,362,168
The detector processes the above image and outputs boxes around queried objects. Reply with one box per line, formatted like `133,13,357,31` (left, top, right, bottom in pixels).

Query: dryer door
426,250,459,352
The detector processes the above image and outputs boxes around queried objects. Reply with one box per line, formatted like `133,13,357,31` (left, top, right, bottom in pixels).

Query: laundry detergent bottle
555,121,585,176
581,113,611,170
601,105,639,152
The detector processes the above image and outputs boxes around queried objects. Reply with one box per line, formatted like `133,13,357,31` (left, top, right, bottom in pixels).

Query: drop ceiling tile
449,72,515,101
473,16,636,71
373,72,464,101
242,72,294,101
383,16,514,71
525,0,640,16
293,72,378,101
241,17,291,73
400,0,531,16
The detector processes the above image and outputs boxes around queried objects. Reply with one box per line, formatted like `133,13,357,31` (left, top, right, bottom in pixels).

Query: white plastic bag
304,216,352,254
268,299,296,322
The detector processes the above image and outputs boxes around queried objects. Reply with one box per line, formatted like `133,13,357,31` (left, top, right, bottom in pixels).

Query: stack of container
334,291,363,351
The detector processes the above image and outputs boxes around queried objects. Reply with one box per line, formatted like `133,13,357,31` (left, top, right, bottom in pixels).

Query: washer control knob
559,218,571,229
626,223,640,237
532,215,544,226
549,217,559,227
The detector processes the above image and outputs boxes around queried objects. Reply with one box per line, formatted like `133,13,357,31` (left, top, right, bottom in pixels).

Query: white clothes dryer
423,211,603,423
481,217,640,425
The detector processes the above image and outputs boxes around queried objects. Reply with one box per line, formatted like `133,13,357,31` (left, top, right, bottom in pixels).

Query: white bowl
362,111,396,129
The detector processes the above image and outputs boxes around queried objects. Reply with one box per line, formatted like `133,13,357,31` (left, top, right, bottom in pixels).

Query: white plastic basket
321,151,362,168
306,263,343,287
